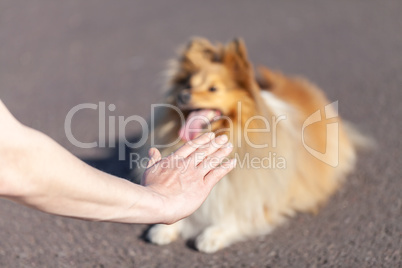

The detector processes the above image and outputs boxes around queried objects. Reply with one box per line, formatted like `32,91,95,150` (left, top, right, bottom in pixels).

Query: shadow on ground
82,134,143,181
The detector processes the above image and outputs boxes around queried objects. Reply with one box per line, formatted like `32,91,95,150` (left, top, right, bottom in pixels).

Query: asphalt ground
0,1,401,267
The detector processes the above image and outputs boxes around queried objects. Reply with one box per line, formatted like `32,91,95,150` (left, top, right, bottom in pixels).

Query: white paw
147,224,179,245
195,227,231,253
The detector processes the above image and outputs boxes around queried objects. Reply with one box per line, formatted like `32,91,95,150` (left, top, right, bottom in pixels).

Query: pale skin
0,100,236,224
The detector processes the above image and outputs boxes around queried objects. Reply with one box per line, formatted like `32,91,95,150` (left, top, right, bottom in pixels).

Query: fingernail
216,134,228,144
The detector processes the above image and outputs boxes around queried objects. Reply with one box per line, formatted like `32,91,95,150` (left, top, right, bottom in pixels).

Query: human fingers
189,134,230,166
172,132,215,158
198,142,234,172
203,158,237,187
146,147,162,168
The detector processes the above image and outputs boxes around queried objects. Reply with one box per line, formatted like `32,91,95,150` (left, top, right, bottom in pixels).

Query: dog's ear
170,38,220,87
223,39,271,116
181,37,220,68
223,38,254,89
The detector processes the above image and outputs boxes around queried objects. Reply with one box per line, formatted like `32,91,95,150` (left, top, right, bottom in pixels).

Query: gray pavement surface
0,0,401,267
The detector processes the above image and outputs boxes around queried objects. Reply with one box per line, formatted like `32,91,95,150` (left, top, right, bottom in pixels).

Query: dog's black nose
177,90,191,104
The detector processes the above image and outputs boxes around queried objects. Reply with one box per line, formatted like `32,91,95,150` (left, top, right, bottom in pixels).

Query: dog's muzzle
177,90,191,105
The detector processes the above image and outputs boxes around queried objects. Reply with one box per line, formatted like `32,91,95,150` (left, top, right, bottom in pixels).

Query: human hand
141,132,236,224
0,100,234,225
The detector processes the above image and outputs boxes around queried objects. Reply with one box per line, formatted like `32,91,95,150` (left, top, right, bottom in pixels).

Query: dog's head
168,38,260,141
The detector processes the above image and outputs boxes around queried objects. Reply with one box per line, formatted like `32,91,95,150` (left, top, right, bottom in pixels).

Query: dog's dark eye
209,86,217,92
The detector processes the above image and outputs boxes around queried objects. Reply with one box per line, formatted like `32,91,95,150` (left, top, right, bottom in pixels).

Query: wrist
110,183,169,225
136,186,172,224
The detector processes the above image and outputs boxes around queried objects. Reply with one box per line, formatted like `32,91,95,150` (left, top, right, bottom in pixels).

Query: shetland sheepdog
140,37,365,253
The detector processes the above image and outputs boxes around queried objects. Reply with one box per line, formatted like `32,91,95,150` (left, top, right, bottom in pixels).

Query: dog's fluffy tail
343,121,375,152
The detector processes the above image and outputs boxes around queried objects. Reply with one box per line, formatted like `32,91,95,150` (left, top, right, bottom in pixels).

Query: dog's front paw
195,226,234,253
147,224,180,245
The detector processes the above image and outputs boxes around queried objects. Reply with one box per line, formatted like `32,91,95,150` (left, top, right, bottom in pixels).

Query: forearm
0,101,234,224
1,127,166,224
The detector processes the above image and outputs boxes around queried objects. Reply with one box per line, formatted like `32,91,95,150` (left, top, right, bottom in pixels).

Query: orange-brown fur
143,37,358,253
